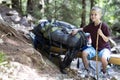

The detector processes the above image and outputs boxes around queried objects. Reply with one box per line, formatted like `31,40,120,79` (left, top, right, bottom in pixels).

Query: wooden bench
49,46,120,65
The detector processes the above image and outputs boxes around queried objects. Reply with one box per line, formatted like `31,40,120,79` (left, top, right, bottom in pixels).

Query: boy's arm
71,28,83,35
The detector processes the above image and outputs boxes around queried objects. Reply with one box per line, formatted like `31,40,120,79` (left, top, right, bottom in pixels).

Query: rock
0,14,4,20
0,38,4,44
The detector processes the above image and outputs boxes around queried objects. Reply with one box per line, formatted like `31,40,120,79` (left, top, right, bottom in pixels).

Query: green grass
0,51,6,63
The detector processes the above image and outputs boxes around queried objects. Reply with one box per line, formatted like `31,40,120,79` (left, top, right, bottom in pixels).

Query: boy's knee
102,55,110,62
99,48,111,60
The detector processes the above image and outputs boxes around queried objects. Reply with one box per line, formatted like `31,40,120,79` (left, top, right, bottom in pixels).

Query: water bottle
85,33,92,46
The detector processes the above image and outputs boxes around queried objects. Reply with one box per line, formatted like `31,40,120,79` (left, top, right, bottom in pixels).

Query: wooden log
50,46,66,53
109,54,120,65
49,46,120,65
77,52,120,65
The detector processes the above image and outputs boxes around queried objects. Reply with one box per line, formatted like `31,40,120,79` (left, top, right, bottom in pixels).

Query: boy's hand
71,29,79,36
98,28,109,42
98,28,103,36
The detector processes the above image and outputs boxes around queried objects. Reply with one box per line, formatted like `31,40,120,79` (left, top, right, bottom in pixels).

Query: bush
0,51,6,63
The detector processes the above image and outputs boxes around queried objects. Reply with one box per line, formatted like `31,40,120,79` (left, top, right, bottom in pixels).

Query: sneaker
99,72,110,80
102,73,108,78
80,69,91,78
60,68,67,74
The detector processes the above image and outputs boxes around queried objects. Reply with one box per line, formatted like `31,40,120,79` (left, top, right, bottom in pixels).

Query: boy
72,6,111,77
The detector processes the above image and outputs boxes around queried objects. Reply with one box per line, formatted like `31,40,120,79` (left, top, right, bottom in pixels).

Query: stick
96,22,102,79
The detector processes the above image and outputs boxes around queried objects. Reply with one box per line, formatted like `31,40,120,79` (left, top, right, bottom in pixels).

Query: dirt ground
0,5,65,80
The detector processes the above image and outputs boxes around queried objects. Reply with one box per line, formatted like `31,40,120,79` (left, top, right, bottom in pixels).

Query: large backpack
33,19,87,50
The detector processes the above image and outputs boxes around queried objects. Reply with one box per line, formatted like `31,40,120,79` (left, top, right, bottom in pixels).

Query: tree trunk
27,0,34,14
40,0,45,17
90,0,94,9
19,0,22,13
80,0,86,28
11,0,22,12
90,0,95,22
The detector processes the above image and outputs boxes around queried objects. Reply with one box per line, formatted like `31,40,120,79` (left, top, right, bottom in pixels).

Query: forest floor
0,5,68,80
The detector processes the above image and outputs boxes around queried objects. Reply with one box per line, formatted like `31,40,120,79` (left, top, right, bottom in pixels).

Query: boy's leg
82,46,96,70
82,50,89,70
98,48,111,73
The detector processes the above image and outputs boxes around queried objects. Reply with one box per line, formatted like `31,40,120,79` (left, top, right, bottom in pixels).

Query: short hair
91,6,102,15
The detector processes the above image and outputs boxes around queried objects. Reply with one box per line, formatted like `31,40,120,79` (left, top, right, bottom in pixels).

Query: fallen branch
0,19,19,37
0,19,28,44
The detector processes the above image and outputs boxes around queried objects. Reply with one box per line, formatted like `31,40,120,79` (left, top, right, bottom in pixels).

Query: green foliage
44,0,83,27
0,51,6,63
5,0,119,35
43,0,120,36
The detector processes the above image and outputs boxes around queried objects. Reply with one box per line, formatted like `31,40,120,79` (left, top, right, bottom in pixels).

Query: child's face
90,10,101,23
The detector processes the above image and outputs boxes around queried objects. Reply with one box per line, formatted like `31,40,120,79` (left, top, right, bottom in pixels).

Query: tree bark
11,0,22,12
90,0,94,9
40,0,45,17
27,0,34,14
90,0,95,22
80,0,86,28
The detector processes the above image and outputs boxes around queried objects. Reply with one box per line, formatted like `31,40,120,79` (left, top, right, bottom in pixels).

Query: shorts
83,46,111,60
